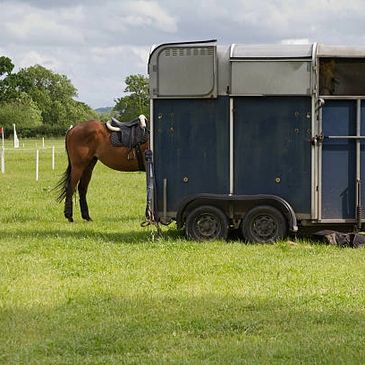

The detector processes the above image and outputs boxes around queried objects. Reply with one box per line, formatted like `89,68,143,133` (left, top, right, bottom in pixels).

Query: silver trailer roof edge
148,39,217,64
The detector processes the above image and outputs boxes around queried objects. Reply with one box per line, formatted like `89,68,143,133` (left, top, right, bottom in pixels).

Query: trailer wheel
185,205,228,241
241,205,287,243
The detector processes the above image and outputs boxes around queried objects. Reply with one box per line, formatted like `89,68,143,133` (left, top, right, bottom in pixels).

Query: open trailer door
318,51,365,226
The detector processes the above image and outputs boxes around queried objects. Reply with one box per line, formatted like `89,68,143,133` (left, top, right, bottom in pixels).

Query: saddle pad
110,126,146,148
111,131,124,147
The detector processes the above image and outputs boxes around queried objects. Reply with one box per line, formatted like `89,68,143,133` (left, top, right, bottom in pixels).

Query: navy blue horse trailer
146,40,365,242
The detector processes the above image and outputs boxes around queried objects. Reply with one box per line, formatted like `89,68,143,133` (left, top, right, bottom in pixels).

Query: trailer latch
311,133,324,145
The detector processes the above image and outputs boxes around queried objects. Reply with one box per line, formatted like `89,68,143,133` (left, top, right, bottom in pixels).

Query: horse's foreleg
78,157,98,221
64,167,84,222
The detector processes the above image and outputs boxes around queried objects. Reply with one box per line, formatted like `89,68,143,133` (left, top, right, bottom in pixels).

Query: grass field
1,138,365,365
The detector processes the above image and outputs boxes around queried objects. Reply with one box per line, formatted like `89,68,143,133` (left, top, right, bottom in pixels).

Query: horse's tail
55,127,73,202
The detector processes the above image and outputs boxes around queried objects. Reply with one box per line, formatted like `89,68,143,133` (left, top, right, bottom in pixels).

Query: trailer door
320,99,365,221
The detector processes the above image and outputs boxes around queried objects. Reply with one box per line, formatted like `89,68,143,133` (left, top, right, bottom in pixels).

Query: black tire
185,205,228,241
241,205,287,243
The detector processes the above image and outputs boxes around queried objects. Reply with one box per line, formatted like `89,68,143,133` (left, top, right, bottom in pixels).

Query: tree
0,93,42,129
114,74,149,121
16,65,74,126
0,57,41,127
16,65,97,127
0,56,14,78
50,99,98,127
0,58,99,130
0,56,20,102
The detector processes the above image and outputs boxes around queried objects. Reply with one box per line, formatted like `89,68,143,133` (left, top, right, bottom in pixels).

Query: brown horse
56,116,149,222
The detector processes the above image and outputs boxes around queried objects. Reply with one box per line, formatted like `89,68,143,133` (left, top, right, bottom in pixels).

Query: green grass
1,138,365,364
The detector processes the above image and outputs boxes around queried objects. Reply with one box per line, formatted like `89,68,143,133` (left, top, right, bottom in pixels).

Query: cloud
4,13,85,46
1,0,365,107
123,1,177,33
0,0,177,48
17,51,62,70
281,39,311,45
0,0,177,107
65,46,150,107
0,2,85,47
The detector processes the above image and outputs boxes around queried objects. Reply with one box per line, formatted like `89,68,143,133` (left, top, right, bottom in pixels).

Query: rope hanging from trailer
141,149,162,237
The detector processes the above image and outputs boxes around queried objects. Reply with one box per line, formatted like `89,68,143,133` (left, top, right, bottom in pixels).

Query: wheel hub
252,215,278,239
196,214,219,238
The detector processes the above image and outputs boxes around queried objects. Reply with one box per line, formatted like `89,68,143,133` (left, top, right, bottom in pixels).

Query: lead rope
141,208,162,240
141,149,162,239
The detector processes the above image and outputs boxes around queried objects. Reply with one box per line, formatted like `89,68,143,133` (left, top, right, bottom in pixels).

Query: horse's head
319,60,338,95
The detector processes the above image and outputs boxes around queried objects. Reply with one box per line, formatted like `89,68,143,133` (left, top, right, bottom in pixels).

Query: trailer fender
176,194,298,232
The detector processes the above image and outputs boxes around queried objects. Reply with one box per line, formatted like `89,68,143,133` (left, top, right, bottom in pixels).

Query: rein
134,143,145,171
134,126,149,171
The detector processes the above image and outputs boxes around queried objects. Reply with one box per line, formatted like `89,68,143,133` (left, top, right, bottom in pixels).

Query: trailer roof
149,41,365,61
230,44,313,59
317,44,365,58
228,43,365,59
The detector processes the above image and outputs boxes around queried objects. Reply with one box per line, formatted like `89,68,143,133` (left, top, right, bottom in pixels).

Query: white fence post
52,145,55,170
1,147,4,174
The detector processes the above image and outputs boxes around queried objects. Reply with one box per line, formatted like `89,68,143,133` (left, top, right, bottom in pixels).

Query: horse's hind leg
64,166,84,222
64,187,74,222
78,157,98,221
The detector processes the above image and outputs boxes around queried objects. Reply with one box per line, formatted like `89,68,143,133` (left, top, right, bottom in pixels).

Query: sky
1,0,365,108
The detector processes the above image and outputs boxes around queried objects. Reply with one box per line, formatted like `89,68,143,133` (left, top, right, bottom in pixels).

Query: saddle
106,117,147,149
109,117,140,130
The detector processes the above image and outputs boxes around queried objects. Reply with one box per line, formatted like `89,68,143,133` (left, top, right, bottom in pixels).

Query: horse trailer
146,40,365,241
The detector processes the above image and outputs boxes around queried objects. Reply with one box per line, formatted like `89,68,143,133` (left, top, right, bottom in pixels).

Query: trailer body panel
153,97,230,214
234,96,312,215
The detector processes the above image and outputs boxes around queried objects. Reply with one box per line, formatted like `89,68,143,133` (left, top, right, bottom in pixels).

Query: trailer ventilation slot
156,45,217,97
164,47,214,58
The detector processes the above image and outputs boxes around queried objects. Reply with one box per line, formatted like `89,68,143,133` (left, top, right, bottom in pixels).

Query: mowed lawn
0,138,365,365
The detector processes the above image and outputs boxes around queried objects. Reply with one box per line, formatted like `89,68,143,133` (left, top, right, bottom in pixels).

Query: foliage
94,106,118,122
0,56,20,101
0,139,365,364
0,56,148,133
16,65,97,127
0,56,14,77
0,93,42,129
48,99,98,127
97,109,119,122
0,58,98,130
114,74,149,122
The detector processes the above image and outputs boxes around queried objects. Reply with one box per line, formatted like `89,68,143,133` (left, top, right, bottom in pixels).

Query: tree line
0,56,149,137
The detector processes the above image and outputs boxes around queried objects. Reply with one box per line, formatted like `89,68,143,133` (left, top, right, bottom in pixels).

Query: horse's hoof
83,217,93,222
67,217,74,222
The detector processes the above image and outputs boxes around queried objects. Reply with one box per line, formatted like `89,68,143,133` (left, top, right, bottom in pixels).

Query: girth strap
135,144,145,171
